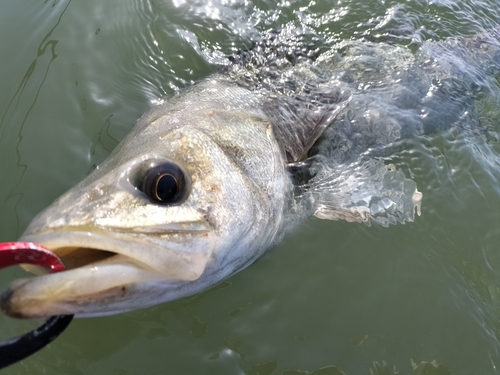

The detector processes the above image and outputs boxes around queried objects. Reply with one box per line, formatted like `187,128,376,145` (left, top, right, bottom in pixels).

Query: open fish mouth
1,228,215,319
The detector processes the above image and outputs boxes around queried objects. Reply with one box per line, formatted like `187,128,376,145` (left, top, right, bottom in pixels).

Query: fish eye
140,163,187,204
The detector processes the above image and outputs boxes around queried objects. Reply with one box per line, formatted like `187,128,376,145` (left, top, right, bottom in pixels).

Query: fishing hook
0,242,73,369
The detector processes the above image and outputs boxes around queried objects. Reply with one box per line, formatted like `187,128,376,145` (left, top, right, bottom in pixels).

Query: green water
2,0,500,374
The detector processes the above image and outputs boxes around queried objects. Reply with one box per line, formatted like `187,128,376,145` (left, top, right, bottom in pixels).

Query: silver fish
5,29,497,318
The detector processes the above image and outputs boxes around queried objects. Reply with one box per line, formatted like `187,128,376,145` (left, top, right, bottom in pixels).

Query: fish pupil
155,174,177,201
140,162,186,204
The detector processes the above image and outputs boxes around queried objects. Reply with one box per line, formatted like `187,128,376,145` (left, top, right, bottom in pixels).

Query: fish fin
311,159,422,227
264,87,351,162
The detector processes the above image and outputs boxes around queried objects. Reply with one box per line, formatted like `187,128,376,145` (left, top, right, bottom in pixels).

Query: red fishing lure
0,242,73,369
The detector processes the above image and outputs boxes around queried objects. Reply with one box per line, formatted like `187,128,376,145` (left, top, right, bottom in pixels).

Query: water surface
1,0,500,374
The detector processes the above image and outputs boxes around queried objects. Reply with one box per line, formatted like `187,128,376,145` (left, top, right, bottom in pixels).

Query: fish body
3,30,499,318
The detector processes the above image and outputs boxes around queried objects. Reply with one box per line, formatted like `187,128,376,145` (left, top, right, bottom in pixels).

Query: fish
2,29,499,318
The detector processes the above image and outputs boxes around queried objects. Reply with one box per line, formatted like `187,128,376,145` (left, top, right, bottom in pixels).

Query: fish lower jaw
1,256,170,319
1,282,140,319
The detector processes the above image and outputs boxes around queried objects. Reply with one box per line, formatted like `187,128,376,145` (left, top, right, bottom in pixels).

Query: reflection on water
1,0,500,374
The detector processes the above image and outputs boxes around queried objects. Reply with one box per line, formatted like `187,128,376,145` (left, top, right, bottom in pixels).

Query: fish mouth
1,227,214,319
38,246,116,271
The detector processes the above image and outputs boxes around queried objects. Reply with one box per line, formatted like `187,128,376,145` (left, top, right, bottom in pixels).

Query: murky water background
1,0,500,374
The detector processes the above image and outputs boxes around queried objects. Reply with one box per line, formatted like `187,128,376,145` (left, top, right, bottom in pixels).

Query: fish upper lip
21,228,181,254
20,223,215,281
19,219,211,256
25,218,210,236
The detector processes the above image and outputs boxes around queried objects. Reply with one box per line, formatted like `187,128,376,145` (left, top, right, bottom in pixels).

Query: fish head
2,90,287,318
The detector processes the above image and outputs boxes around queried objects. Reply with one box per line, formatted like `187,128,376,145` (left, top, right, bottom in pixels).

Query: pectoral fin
264,87,351,163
